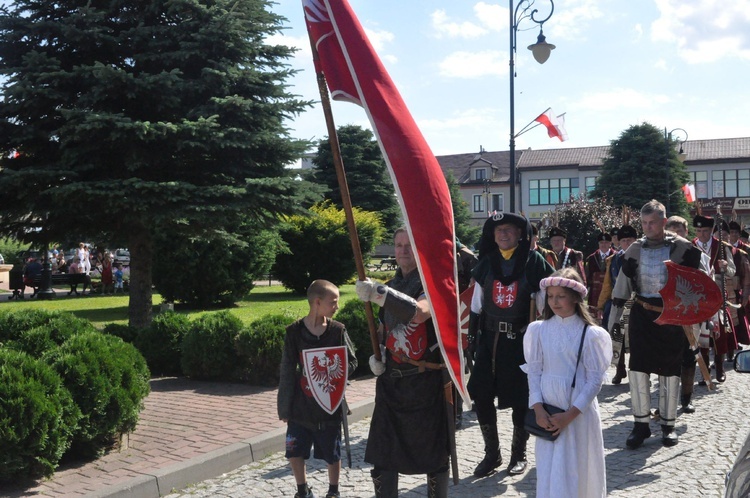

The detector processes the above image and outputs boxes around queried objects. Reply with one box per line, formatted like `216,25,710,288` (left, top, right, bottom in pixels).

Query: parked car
725,349,750,498
114,248,130,266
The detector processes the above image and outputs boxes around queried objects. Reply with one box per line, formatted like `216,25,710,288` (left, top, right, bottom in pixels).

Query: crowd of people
279,198,749,498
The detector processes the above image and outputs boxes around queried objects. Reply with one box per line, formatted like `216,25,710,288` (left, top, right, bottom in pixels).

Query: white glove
356,279,387,306
369,354,386,376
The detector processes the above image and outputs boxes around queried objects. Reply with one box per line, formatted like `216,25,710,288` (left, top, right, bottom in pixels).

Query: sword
682,325,714,391
442,370,459,485
341,397,352,468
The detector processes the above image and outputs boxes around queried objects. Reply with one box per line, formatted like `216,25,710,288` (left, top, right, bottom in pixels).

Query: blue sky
269,0,750,155
2,0,749,157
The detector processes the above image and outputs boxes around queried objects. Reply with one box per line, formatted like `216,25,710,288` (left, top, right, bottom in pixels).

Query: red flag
534,109,568,141
303,0,466,402
682,183,696,203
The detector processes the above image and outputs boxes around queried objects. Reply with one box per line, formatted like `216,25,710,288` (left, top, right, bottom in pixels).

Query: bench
10,272,91,299
374,258,397,271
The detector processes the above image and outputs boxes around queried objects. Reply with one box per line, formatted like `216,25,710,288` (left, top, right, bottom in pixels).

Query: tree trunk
128,221,153,329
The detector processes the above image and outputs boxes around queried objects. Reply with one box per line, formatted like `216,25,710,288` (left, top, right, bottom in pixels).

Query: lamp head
528,29,555,64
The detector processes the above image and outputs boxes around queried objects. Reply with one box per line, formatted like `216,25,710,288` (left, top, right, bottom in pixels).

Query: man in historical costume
610,226,621,252
356,228,451,498
549,226,586,285
611,200,703,448
586,231,616,324
693,215,737,384
532,224,557,269
467,212,554,477
455,238,478,429
600,224,638,384
728,220,750,354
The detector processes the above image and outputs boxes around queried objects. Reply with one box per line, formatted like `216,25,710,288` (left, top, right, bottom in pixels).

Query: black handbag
523,324,588,442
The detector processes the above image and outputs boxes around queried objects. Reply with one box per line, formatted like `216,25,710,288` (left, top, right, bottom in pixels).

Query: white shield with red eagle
656,261,722,326
302,346,348,415
459,286,473,350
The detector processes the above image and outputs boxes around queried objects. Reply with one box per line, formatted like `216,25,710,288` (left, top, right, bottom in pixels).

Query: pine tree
445,170,481,247
0,0,318,326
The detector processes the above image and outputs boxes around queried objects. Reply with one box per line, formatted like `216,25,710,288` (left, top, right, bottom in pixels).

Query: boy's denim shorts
285,420,341,464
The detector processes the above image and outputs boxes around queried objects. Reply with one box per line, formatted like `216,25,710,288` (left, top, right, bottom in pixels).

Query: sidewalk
2,376,377,498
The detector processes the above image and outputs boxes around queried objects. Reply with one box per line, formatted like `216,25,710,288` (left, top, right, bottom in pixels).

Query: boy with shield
277,280,358,498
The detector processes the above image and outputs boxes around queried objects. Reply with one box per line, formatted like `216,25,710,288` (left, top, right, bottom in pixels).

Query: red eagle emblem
302,346,348,415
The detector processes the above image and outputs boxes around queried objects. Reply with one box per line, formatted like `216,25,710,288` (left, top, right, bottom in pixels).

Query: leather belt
634,297,664,313
389,353,445,375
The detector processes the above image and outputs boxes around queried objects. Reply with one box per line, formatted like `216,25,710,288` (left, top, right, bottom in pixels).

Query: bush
0,309,76,344
0,349,80,482
235,314,289,385
136,311,190,376
181,311,242,380
102,323,140,344
4,314,93,358
274,202,384,294
47,332,151,457
335,299,377,376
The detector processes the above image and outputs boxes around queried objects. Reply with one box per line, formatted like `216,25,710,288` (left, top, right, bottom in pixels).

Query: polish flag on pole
534,109,569,141
302,0,466,402
682,183,696,203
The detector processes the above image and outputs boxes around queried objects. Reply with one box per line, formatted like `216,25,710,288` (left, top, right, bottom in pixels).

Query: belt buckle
499,322,515,340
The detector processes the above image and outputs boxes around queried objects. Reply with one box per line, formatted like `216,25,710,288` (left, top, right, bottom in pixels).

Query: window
690,171,708,199
711,169,750,198
473,195,484,213
528,177,580,206
491,194,504,212
585,177,596,194
475,168,486,180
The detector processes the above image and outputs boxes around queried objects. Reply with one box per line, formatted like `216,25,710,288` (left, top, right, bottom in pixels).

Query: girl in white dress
522,267,612,498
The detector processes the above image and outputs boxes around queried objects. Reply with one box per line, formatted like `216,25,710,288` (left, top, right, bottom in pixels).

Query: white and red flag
302,0,466,402
682,183,696,203
534,109,568,141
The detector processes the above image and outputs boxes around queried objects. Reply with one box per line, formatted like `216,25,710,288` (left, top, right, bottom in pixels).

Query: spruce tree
0,0,317,326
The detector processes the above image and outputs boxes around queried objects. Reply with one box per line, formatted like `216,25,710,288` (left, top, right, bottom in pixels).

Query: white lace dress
522,314,612,498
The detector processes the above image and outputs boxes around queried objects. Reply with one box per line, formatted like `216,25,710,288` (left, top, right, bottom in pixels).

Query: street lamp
508,0,555,213
665,127,688,216
483,178,492,215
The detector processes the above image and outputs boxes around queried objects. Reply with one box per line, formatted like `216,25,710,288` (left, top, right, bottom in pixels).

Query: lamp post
664,127,688,216
508,0,555,213
483,178,492,215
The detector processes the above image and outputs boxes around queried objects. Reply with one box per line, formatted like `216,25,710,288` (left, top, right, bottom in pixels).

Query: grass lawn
0,283,360,328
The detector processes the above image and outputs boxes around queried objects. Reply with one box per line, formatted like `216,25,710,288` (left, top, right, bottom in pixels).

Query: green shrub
334,299,377,376
235,314,289,385
0,349,80,482
136,311,190,376
102,323,140,344
47,332,151,457
0,309,73,343
5,314,93,358
181,311,242,380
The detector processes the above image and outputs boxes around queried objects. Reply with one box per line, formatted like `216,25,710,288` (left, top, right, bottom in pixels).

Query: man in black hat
548,226,586,284
694,215,736,383
531,224,557,269
611,200,703,448
610,227,621,252
467,212,553,477
586,232,616,324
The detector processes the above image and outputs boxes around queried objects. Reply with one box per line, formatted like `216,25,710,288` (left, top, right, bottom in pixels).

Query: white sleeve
522,321,544,407
572,326,613,412
470,281,483,314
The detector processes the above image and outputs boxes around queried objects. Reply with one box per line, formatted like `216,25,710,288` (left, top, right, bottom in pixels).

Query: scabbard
442,370,459,485
341,398,352,468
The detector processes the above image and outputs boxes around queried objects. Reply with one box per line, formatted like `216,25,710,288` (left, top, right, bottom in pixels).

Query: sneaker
294,485,315,498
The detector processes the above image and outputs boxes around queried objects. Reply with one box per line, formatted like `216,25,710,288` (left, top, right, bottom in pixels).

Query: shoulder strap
571,324,588,389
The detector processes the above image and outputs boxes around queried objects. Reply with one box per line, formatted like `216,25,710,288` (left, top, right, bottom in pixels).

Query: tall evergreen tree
310,124,401,234
591,122,689,217
0,0,318,327
445,170,481,247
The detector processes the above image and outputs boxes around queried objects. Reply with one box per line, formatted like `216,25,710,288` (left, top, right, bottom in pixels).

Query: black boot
507,426,529,475
473,424,502,477
612,353,627,385
716,353,726,383
661,424,678,446
680,366,696,413
371,469,398,498
427,470,449,498
680,394,695,413
626,422,651,449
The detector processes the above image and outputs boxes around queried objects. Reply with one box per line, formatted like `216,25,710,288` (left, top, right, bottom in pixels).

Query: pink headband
540,276,588,298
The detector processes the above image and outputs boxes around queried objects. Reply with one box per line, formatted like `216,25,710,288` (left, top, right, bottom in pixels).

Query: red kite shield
656,261,722,325
459,287,473,350
302,346,348,415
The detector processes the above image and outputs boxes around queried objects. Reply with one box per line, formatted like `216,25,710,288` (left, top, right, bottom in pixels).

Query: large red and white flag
302,0,466,402
682,183,696,203
534,109,568,142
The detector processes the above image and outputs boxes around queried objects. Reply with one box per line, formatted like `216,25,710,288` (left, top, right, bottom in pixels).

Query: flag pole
515,106,550,138
307,32,382,361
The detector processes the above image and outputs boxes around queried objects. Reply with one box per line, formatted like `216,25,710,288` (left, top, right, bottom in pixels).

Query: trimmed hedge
235,314,288,385
0,350,80,482
135,311,189,376
181,311,242,380
334,299,378,376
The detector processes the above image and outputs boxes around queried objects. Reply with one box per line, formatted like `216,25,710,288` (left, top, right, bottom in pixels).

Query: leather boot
680,366,696,413
715,353,726,382
661,424,678,446
427,470,449,498
371,469,398,498
506,426,529,475
473,424,502,477
626,421,652,449
612,353,627,385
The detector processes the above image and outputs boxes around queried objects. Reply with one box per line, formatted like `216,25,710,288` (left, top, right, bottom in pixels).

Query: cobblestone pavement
165,363,750,498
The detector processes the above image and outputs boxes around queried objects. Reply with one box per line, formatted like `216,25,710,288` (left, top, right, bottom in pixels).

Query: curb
87,398,375,498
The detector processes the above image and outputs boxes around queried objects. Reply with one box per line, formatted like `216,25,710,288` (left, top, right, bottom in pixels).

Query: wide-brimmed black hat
713,220,729,233
609,227,619,237
618,225,638,239
729,220,742,231
482,212,528,232
693,215,714,228
548,226,567,238
596,232,612,242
